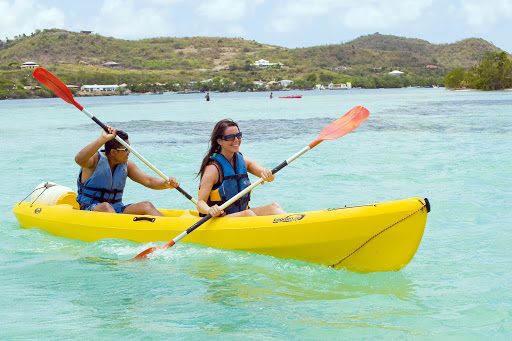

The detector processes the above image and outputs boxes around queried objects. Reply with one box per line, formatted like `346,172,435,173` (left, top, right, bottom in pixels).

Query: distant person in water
75,126,179,216
197,119,286,217
205,92,210,101
270,92,273,99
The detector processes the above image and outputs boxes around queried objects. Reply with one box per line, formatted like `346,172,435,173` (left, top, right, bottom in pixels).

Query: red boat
278,95,302,99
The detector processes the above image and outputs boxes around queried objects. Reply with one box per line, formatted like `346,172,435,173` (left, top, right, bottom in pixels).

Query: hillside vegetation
0,29,508,98
445,51,512,90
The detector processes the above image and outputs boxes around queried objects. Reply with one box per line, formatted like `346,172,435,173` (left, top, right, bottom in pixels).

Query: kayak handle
133,217,156,222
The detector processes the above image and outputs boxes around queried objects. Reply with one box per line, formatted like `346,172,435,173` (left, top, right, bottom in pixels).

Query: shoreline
1,87,442,101
7,86,512,101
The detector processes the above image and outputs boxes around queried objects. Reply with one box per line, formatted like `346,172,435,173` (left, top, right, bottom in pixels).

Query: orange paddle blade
318,106,369,141
131,247,158,261
131,240,176,261
33,67,84,110
308,106,369,149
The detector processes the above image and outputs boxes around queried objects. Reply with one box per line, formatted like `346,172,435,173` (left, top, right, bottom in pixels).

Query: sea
0,88,510,340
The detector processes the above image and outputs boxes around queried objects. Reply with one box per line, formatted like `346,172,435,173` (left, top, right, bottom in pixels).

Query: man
75,126,179,216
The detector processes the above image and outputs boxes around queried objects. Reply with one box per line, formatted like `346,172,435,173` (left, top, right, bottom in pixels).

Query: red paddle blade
33,68,84,110
318,106,369,141
130,240,175,261
131,246,158,261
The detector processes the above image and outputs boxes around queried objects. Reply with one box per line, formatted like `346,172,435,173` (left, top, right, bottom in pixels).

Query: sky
1,0,512,53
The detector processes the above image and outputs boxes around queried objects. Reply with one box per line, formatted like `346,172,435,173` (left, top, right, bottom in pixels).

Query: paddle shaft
161,143,317,247
81,108,196,204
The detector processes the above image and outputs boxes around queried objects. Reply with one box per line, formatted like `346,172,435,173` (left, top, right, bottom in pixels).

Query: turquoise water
1,89,511,339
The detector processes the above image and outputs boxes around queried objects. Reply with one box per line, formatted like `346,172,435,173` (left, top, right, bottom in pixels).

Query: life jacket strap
77,191,123,204
77,182,124,203
223,174,248,181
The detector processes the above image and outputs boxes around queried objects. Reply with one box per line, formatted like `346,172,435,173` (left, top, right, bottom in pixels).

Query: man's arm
127,160,179,190
75,127,116,168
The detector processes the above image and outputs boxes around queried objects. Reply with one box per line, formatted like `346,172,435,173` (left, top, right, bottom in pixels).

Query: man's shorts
79,203,131,213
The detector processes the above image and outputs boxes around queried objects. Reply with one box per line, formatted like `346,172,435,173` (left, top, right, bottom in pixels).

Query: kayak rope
329,200,427,268
16,182,57,207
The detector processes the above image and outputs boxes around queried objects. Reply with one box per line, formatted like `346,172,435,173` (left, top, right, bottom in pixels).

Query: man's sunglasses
116,148,130,152
220,132,242,141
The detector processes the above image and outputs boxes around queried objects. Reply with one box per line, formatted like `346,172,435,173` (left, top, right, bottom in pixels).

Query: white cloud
460,0,512,27
226,24,247,37
340,1,434,29
268,0,335,32
146,0,185,4
92,0,172,39
0,0,66,39
196,0,265,22
268,0,434,32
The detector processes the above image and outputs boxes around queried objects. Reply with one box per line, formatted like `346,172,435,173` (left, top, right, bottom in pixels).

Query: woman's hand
208,205,224,217
260,168,275,184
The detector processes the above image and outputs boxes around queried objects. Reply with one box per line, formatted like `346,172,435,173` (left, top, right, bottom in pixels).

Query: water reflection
185,254,417,306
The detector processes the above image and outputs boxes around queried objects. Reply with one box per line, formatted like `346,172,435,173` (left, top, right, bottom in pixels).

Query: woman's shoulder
204,161,220,174
202,162,221,184
206,159,219,167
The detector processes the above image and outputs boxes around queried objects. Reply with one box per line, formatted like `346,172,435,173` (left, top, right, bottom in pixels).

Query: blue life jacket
76,151,128,211
204,152,251,215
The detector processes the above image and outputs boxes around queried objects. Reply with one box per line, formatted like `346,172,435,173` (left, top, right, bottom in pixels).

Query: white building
251,59,283,68
81,85,120,92
327,82,352,90
389,70,404,76
278,80,294,87
21,62,39,69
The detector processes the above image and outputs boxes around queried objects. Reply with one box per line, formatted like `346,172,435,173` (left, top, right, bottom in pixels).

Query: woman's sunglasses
220,132,242,141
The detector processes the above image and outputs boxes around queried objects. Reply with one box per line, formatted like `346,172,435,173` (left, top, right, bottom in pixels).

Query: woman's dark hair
104,130,128,154
198,119,239,177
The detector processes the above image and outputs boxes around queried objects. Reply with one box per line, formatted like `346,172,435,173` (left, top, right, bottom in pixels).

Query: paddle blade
130,240,175,261
316,106,369,142
33,67,84,110
131,246,158,261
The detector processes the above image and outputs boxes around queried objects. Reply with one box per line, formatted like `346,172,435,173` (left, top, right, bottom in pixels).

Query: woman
197,119,285,217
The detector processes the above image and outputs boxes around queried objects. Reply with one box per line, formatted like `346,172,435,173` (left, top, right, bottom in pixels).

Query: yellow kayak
12,192,430,273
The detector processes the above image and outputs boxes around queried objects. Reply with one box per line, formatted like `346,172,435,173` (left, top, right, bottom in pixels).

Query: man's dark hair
104,130,129,153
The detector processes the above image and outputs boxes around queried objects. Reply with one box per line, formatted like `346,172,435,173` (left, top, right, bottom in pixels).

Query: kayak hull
12,197,429,272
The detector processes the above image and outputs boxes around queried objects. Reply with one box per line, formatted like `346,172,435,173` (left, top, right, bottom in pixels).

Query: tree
243,59,252,71
319,72,334,83
468,51,512,90
304,73,317,83
444,67,467,88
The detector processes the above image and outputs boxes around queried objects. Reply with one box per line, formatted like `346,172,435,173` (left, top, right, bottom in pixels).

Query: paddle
32,67,197,205
132,105,370,260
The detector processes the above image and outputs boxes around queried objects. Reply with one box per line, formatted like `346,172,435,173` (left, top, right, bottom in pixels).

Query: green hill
0,29,508,98
0,29,278,70
0,29,504,72
347,33,502,67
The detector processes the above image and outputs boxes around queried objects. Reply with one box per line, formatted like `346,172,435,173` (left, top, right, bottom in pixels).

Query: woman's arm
197,164,223,216
245,157,275,183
